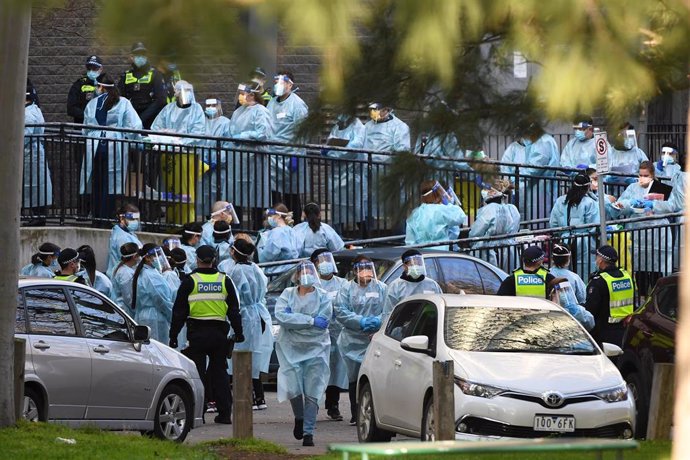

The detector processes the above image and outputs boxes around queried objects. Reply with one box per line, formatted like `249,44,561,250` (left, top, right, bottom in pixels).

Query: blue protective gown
469,201,521,272
325,118,366,227
20,263,55,278
500,134,560,221
363,115,411,219
257,225,300,275
81,95,142,195
24,103,53,208
293,222,345,258
605,146,648,185
214,240,233,266
549,195,600,278
653,171,686,271
226,262,274,378
181,244,197,273
274,286,332,403
89,270,112,297
415,133,471,172
560,136,598,169
111,263,135,317
106,225,142,278
405,203,467,248
655,162,682,180
228,103,274,208
133,265,176,344
549,267,587,304
382,277,442,317
267,93,309,194
319,275,349,389
151,101,206,146
217,258,236,275
335,279,387,382
553,282,595,330
196,115,231,217
612,181,673,274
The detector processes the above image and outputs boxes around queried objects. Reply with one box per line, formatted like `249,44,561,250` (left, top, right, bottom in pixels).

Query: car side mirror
401,335,430,354
133,325,151,342
602,342,623,357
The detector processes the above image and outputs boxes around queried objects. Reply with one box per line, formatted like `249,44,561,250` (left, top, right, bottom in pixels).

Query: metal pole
598,173,607,246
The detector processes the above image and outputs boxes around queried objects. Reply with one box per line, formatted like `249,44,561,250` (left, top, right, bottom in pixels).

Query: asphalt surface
186,389,416,455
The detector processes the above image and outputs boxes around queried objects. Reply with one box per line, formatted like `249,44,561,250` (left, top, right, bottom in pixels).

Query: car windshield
444,306,597,355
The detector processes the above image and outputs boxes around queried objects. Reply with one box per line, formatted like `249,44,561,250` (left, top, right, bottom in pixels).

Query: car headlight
271,324,281,337
594,383,628,403
454,377,505,399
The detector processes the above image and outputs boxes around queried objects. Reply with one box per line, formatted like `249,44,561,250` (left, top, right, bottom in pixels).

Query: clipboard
326,137,349,147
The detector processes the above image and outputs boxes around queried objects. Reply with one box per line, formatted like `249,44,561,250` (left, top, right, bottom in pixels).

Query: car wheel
421,395,435,441
23,387,45,422
154,384,192,442
625,372,649,438
357,382,393,442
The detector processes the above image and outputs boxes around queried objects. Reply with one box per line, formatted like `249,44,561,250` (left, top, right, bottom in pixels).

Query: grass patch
314,440,672,460
200,437,288,454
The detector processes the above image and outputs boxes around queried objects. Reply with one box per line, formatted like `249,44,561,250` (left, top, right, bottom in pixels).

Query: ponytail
304,202,321,233
131,243,156,311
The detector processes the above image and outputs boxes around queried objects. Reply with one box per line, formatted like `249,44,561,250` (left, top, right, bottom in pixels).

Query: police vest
124,69,154,85
54,274,78,282
123,69,155,108
81,82,97,99
189,272,228,320
513,268,548,298
600,270,634,322
165,70,182,104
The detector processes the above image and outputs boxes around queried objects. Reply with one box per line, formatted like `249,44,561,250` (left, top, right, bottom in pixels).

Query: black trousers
325,385,341,410
184,320,232,418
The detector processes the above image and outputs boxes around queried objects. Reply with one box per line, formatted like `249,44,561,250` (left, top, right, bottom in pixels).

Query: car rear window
444,306,596,355
656,283,678,321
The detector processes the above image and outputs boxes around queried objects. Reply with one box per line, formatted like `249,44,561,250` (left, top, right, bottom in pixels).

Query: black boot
348,382,357,425
293,418,304,440
302,434,314,446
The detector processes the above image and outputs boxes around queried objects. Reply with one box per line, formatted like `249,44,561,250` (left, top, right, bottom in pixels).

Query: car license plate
533,415,575,432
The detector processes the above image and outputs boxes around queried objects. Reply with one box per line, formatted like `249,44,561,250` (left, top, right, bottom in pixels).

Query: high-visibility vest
80,84,96,94
165,70,182,104
188,272,228,320
600,270,634,322
124,69,154,85
513,268,548,298
54,274,78,282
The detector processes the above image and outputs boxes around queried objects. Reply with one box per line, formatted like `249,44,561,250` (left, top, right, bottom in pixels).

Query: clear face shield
403,254,426,279
624,129,637,150
661,146,677,167
148,247,171,273
294,261,320,288
213,203,240,225
204,98,221,118
353,261,377,285
316,252,337,276
163,238,182,251
175,80,194,108
552,281,578,309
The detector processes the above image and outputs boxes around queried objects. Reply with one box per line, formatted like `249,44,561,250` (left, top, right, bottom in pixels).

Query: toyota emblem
542,391,565,407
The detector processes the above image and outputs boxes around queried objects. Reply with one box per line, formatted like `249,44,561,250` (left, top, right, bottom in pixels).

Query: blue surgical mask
273,82,285,97
205,107,218,118
662,153,675,166
133,56,148,68
407,266,424,280
86,70,100,81
623,138,635,150
267,216,278,228
318,262,335,276
300,274,317,287
574,130,587,141
49,259,59,272
126,220,140,232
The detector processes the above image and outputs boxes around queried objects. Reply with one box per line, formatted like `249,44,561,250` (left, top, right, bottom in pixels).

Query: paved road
187,390,415,455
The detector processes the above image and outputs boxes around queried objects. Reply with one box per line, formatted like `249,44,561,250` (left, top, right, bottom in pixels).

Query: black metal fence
22,123,680,237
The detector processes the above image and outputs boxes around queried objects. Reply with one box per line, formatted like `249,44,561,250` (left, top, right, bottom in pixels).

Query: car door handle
374,350,381,358
33,341,50,350
93,345,110,354
394,359,402,368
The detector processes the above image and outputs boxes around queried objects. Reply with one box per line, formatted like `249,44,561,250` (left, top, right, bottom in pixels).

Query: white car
357,294,635,442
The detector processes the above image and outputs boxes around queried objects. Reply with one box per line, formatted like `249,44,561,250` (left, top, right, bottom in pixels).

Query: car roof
19,277,98,291
403,293,561,312
335,247,457,262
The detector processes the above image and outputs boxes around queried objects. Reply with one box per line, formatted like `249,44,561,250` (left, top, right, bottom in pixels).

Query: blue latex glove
368,317,382,331
576,164,588,169
289,157,299,172
656,159,664,172
642,200,654,210
474,176,491,189
283,306,293,314
359,316,368,331
313,316,329,329
624,177,638,185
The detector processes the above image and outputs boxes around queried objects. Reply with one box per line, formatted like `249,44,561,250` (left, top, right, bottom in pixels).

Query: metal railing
22,123,678,237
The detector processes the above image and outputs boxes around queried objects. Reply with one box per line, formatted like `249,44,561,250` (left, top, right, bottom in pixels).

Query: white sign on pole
595,132,609,174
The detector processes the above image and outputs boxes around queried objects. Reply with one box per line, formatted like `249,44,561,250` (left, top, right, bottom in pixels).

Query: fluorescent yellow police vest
513,268,548,298
600,270,634,321
80,84,96,94
189,272,228,320
54,274,78,282
124,70,154,85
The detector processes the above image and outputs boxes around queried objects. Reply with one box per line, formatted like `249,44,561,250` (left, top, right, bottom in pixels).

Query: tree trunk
672,91,690,458
0,1,31,427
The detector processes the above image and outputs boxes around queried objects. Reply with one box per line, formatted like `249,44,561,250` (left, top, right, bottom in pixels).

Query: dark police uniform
117,66,166,129
170,267,243,423
585,267,635,346
497,267,555,298
67,76,98,124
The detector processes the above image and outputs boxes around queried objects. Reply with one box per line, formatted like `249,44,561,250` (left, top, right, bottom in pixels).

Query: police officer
169,245,244,424
497,246,555,298
117,42,167,129
53,248,88,285
585,245,635,346
67,55,102,124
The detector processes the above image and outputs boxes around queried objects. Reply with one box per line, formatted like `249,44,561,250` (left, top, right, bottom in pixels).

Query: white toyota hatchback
357,294,635,442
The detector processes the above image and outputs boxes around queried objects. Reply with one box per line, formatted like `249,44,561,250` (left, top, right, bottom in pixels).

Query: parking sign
595,132,609,174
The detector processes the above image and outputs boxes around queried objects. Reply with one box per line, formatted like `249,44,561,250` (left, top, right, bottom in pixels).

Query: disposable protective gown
293,222,345,258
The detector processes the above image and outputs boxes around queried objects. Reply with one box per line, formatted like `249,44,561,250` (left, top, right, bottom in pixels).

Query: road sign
595,132,609,174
